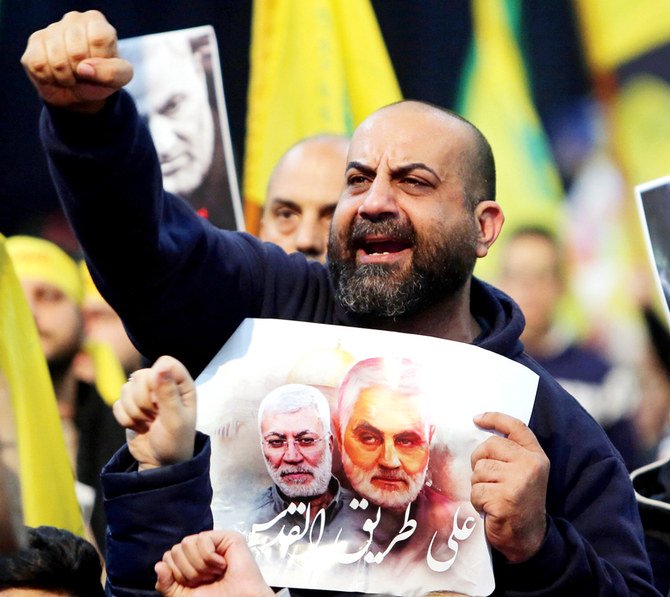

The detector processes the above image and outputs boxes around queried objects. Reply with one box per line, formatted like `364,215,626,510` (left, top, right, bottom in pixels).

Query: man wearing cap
6,236,125,550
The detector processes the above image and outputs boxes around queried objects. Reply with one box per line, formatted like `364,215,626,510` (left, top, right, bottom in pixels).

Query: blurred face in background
497,232,563,340
82,298,142,373
20,279,83,370
261,136,349,263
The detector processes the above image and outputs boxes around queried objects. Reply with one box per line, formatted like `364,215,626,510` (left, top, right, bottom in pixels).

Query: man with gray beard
249,384,361,557
335,357,466,579
336,358,436,512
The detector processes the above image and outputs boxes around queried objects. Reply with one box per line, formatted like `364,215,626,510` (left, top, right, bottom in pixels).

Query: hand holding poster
195,319,538,596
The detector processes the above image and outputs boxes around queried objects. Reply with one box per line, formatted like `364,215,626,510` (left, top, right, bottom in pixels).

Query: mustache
279,467,314,477
371,468,410,483
349,217,416,246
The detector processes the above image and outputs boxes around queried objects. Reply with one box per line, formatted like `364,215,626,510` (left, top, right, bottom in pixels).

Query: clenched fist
21,10,132,113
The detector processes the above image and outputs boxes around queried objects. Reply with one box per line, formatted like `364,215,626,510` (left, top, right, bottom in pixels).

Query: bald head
355,100,495,210
328,100,504,323
260,135,349,263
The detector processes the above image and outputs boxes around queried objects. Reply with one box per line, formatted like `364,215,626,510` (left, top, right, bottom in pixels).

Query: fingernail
77,62,95,78
157,370,173,383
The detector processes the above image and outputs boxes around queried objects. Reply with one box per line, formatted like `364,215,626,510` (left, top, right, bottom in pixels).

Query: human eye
400,176,430,189
274,207,298,221
37,286,65,304
346,173,371,189
297,436,317,448
266,438,286,449
395,433,422,448
356,431,382,446
161,93,186,117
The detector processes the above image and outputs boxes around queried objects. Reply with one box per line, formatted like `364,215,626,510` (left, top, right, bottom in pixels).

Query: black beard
47,341,81,385
328,216,478,320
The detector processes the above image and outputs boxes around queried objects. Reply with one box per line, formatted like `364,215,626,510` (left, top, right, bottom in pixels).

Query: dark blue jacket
42,91,660,596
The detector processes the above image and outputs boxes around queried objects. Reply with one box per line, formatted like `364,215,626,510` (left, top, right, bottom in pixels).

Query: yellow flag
458,0,564,280
243,0,402,208
83,340,126,408
575,0,670,72
574,0,670,318
0,234,84,535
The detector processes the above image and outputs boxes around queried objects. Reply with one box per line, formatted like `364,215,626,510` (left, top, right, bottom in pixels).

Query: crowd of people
2,9,670,597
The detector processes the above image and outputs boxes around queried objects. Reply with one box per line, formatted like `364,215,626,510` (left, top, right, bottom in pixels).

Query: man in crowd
22,11,660,595
0,526,105,596
259,135,349,263
495,225,645,470
6,236,125,550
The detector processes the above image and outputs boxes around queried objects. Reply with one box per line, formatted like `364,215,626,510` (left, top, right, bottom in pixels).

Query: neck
363,279,480,343
307,489,336,514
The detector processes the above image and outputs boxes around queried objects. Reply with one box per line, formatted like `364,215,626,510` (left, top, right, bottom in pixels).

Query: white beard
341,449,426,511
267,449,333,499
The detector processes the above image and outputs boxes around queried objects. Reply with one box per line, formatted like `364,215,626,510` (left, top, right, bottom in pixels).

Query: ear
473,200,504,258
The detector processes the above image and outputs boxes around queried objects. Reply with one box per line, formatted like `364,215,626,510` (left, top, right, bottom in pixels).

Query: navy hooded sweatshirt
41,91,660,596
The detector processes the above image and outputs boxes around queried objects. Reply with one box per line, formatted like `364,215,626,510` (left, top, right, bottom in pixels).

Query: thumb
153,369,190,426
76,57,133,89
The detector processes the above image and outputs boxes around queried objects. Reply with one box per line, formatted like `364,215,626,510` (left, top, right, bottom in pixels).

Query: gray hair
257,384,331,434
337,357,433,439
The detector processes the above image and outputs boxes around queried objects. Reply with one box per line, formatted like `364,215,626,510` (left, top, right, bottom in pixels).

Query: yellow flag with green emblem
243,0,402,209
0,234,84,535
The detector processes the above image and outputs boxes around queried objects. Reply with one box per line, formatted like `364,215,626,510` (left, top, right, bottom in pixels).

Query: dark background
0,1,590,240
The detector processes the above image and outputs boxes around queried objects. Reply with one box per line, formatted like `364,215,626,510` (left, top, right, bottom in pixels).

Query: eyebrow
353,421,383,436
346,161,441,181
267,198,301,211
264,429,317,439
394,430,424,442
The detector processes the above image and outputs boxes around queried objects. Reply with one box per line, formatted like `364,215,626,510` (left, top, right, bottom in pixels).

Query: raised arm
103,356,213,595
21,10,132,113
22,13,336,377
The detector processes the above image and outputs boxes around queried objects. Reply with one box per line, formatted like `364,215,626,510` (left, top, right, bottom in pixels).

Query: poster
635,174,670,328
196,319,538,596
118,27,244,231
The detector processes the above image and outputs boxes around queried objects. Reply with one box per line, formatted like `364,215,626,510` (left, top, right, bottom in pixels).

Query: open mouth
355,236,413,264
361,238,412,256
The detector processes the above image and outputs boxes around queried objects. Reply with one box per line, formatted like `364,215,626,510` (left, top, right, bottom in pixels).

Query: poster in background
195,319,538,596
119,27,244,231
635,175,670,328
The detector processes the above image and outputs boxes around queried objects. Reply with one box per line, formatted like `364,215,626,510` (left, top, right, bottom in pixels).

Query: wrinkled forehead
348,103,473,175
261,405,324,434
352,386,427,431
